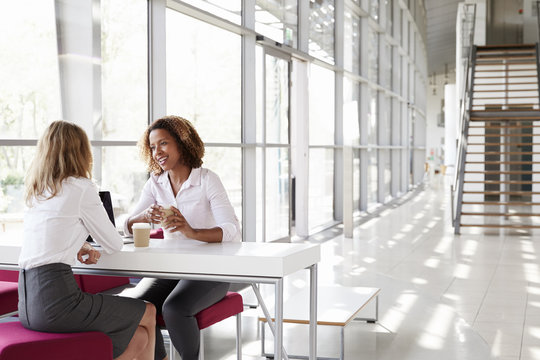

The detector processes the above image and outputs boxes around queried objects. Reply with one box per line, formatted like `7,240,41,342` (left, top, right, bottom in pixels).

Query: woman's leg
121,278,179,360
162,280,230,360
115,302,156,360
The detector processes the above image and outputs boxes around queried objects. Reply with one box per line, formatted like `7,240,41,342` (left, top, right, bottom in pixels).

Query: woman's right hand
142,204,163,225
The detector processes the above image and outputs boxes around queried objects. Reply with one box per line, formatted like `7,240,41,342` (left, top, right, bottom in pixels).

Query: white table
0,238,320,360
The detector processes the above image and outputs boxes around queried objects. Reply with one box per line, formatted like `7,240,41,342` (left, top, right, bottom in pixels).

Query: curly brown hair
139,115,204,175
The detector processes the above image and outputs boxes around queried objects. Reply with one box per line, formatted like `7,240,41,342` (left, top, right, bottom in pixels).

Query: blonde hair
25,120,93,206
139,115,204,175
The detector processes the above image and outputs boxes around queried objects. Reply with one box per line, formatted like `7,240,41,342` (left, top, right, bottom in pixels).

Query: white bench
259,285,380,360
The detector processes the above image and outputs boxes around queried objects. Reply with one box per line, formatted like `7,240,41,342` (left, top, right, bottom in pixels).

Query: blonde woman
124,115,241,360
19,120,156,360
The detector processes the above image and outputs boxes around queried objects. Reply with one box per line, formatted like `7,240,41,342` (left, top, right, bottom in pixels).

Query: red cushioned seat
0,281,18,316
0,321,112,360
0,270,18,283
158,291,243,360
78,275,131,294
196,291,243,330
150,228,164,239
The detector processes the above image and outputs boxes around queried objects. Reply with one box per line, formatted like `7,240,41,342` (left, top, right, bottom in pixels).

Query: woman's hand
142,204,163,225
163,206,195,237
77,243,101,265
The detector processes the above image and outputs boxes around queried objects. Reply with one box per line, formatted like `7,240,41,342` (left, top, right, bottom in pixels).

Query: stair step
475,69,537,73
475,75,539,79
475,62,537,66
474,88,538,92
473,97,539,101
463,191,540,195
466,152,540,155
461,212,540,216
460,224,540,228
466,160,540,164
476,55,537,61
468,142,540,146
470,116,540,121
464,171,540,175
468,133,538,137
476,44,536,50
464,180,540,184
471,108,540,115
462,202,540,206
469,123,540,128
466,151,540,155
474,78,538,86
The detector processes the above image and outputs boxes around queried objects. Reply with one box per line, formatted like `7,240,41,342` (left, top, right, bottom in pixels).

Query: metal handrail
451,3,476,233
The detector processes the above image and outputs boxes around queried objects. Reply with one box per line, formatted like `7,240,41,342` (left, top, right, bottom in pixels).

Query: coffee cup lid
132,222,151,229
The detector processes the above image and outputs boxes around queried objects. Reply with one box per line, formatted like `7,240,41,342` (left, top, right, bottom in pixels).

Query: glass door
256,45,291,242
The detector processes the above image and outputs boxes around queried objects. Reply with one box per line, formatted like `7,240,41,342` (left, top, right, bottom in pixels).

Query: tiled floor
202,174,540,359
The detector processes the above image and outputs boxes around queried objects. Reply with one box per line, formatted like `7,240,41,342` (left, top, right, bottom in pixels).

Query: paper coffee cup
161,205,175,227
132,222,151,247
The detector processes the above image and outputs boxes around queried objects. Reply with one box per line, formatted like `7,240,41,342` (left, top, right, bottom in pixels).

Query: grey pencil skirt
18,263,146,358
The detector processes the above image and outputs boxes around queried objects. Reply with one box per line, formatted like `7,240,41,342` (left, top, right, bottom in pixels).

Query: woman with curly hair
123,115,241,360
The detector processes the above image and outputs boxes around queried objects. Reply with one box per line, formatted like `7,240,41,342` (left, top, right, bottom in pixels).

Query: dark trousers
127,278,229,360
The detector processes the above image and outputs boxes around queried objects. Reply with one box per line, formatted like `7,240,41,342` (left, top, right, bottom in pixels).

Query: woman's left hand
77,243,101,265
163,206,195,237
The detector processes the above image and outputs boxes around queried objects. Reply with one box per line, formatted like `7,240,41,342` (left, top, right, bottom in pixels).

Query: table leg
309,263,318,360
251,283,289,360
275,278,283,360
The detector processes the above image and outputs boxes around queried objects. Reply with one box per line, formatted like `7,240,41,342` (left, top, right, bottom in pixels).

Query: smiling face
149,128,182,172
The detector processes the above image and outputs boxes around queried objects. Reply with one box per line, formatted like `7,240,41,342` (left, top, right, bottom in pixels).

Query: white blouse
124,167,241,242
19,177,123,270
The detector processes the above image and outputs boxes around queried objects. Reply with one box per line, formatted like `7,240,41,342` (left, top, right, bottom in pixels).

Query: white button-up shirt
19,177,123,270
124,167,241,242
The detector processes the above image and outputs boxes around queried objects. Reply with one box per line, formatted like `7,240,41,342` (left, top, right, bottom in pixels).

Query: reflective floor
201,174,540,360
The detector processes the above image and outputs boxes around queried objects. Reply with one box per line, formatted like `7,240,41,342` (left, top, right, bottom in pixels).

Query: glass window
101,0,148,141
370,0,379,21
255,0,297,47
353,149,360,212
379,39,392,89
368,89,378,145
368,27,379,83
385,0,393,33
256,148,264,242
266,55,289,144
166,9,242,143
203,147,242,224
367,149,378,207
309,148,334,231
266,147,290,241
180,0,241,24
381,149,391,201
98,146,148,228
343,78,360,146
0,147,35,228
344,9,360,74
309,0,335,63
0,0,61,140
309,64,335,145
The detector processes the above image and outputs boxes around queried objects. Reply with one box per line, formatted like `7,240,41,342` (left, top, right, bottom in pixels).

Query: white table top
0,237,320,280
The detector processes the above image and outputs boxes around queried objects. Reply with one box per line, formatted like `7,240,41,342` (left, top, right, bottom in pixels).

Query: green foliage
1,173,24,187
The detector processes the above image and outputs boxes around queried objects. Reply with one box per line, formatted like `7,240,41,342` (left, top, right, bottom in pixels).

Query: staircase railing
451,3,476,234
537,1,540,103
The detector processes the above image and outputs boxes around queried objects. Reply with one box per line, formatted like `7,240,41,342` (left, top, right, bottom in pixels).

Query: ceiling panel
425,0,462,75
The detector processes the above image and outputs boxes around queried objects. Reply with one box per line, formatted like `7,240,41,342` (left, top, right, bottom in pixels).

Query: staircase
455,44,540,232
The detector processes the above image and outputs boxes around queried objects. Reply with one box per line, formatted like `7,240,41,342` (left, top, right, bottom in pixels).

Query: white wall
425,71,456,173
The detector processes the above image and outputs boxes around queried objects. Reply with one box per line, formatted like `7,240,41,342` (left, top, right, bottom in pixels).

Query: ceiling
425,0,463,76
